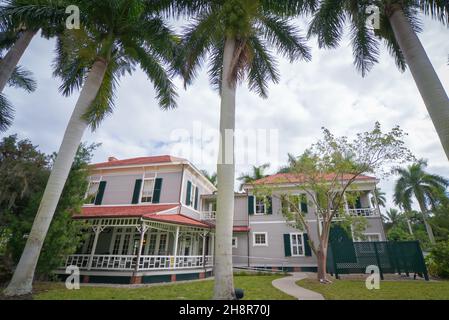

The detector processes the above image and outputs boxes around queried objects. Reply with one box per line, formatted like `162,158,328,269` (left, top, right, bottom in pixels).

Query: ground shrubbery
426,241,449,279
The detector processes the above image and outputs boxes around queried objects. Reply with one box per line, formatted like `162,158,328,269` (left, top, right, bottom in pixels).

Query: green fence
327,240,429,280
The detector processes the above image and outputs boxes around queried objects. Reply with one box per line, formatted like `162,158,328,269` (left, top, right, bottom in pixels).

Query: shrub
425,241,449,279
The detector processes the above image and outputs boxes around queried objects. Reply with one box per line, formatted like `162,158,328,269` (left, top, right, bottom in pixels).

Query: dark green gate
327,240,429,281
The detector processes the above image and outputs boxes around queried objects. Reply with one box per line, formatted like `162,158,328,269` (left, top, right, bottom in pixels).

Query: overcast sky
2,14,449,212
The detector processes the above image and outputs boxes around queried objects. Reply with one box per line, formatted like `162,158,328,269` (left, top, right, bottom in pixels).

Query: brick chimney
108,156,118,162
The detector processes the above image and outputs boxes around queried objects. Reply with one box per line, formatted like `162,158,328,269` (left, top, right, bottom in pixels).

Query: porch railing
64,254,213,271
332,208,380,217
200,211,216,220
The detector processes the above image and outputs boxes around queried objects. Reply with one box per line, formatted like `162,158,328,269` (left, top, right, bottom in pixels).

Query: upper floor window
232,237,238,248
140,179,155,203
186,180,199,210
255,197,266,215
85,181,100,204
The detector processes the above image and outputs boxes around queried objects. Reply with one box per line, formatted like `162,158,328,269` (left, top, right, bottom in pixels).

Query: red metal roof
92,155,186,169
233,226,250,232
143,214,210,228
74,204,179,218
251,173,376,185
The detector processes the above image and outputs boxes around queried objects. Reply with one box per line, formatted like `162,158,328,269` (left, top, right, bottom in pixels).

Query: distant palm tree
309,1,449,160
371,188,386,208
201,170,217,187
0,62,36,131
394,159,449,244
4,0,178,297
383,208,402,225
277,153,298,173
178,0,313,299
238,163,270,188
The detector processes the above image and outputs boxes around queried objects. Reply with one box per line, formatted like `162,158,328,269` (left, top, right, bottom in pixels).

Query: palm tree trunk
416,198,436,245
0,30,37,93
3,59,108,296
213,37,236,300
388,9,449,160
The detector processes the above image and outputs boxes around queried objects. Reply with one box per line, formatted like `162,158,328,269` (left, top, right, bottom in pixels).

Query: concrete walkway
272,273,325,300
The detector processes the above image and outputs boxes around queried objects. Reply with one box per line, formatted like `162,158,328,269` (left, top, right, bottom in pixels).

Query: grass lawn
297,278,449,300
31,274,294,300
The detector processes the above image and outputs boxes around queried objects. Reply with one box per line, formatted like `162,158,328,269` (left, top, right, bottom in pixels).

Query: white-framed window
190,183,197,208
232,237,238,248
290,233,305,256
253,232,268,247
85,180,100,204
364,233,381,242
110,227,135,255
144,230,169,255
255,197,266,215
140,178,155,203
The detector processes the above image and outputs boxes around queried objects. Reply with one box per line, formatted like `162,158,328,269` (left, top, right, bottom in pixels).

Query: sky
2,14,449,212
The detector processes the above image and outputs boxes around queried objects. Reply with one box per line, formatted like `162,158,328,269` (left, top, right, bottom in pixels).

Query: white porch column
343,192,350,214
172,226,180,268
135,222,149,272
202,232,207,268
87,223,104,270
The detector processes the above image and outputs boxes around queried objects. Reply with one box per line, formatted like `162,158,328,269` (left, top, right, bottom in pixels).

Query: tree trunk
213,37,237,300
3,59,108,296
388,9,449,160
0,30,37,93
316,248,328,282
416,198,436,245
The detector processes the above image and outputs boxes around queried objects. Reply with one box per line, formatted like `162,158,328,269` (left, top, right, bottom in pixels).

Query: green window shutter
267,196,272,214
95,181,107,205
303,233,312,256
248,196,254,215
194,186,199,210
186,181,192,205
152,178,163,203
300,195,308,213
132,179,142,204
283,234,291,257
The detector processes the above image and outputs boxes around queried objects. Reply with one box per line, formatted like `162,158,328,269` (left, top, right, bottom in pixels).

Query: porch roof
143,214,210,228
74,204,179,218
233,226,250,232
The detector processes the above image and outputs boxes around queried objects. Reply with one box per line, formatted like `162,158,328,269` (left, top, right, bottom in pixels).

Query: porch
62,216,214,274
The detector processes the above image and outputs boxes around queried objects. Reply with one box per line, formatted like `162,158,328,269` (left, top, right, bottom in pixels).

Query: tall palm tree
393,159,449,244
3,0,178,296
277,152,299,173
178,0,313,299
309,1,449,160
371,187,386,208
238,163,270,188
0,62,36,131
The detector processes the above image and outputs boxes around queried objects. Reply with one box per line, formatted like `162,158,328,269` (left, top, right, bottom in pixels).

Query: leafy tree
0,135,96,281
178,0,314,299
237,163,270,189
277,153,299,173
4,0,178,296
256,122,414,282
309,0,449,159
394,159,449,244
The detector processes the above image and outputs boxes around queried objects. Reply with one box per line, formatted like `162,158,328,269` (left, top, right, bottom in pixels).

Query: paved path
272,273,325,300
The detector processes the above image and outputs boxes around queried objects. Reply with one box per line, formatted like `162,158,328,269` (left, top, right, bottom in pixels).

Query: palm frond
0,93,13,132
308,0,346,48
7,64,36,92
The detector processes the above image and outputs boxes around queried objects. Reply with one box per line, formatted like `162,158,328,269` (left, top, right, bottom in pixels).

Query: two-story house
60,155,386,284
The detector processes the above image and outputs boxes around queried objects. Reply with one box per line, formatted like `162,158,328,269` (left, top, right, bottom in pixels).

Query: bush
425,241,449,279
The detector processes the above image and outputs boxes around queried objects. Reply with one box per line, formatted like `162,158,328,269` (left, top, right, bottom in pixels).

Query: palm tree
371,188,386,208
201,170,217,187
277,152,298,173
238,163,270,188
393,159,449,245
178,0,313,299
0,62,36,131
309,1,449,160
3,0,178,296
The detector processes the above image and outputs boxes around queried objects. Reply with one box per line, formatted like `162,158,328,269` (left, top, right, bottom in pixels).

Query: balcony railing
200,211,216,221
64,254,213,271
333,208,380,217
